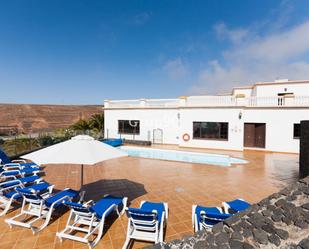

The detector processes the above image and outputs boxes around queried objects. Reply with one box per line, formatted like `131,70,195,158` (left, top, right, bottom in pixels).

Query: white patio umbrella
22,135,128,189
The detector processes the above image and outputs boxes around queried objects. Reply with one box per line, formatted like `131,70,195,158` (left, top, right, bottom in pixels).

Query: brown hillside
0,104,103,134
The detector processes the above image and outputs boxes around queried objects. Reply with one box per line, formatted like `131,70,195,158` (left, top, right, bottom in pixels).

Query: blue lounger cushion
127,208,158,226
19,162,38,167
1,175,40,188
6,181,51,200
140,202,166,223
45,189,79,208
225,199,250,213
16,182,51,194
2,167,40,176
0,149,37,167
90,195,124,218
195,206,231,228
63,201,90,213
0,149,11,165
127,201,166,227
3,190,22,200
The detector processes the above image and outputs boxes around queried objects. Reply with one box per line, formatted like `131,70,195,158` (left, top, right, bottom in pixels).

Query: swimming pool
119,146,247,166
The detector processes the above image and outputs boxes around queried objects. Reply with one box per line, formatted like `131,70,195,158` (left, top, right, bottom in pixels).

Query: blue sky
1,0,309,104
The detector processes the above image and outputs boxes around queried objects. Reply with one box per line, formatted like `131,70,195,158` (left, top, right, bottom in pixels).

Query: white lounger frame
192,205,223,232
122,201,168,249
5,187,82,234
56,196,128,249
0,178,43,216
0,169,41,182
1,159,39,170
0,159,27,166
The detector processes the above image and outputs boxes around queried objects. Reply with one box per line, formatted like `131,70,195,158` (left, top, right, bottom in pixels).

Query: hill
0,104,103,135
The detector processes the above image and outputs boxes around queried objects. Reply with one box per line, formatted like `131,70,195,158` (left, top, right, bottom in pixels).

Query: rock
253,229,268,245
193,240,208,249
282,216,292,225
212,222,224,234
300,186,309,195
243,242,255,249
275,228,289,240
258,198,270,206
261,224,276,234
293,190,302,196
287,195,297,201
275,199,286,207
229,240,244,248
267,205,276,211
242,229,253,238
298,238,309,249
303,211,309,223
271,214,282,222
150,244,164,249
302,203,309,211
224,214,241,227
261,210,271,217
295,218,308,229
247,213,266,228
268,234,281,246
300,177,309,185
206,234,215,244
214,232,229,245
231,231,243,241
273,208,283,216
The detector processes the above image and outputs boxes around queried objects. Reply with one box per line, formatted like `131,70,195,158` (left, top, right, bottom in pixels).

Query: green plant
39,136,54,146
71,119,91,133
89,113,104,133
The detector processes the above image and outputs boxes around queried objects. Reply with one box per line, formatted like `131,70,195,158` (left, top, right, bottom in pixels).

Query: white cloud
133,12,152,25
214,22,250,45
163,58,188,80
192,20,309,94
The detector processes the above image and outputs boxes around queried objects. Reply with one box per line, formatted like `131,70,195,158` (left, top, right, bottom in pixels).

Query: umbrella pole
81,164,84,190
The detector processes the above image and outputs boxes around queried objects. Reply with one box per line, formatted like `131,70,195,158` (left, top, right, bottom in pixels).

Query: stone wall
151,176,309,249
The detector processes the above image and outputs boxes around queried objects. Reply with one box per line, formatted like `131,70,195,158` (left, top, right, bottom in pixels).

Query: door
244,123,266,148
244,123,255,147
153,129,163,144
255,123,266,148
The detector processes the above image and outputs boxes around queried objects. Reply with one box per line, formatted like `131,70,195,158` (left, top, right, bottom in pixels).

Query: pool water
119,146,247,166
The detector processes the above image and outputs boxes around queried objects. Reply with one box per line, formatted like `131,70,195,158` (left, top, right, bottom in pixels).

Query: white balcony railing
104,96,309,108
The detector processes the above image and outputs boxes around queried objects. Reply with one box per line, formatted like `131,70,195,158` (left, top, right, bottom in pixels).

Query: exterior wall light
238,111,243,120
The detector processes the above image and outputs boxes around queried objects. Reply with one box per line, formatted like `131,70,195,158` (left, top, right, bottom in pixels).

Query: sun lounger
222,199,250,214
0,175,42,189
192,205,232,231
0,180,51,216
1,162,39,171
56,194,128,249
0,167,42,181
0,149,38,169
5,185,82,233
122,201,168,248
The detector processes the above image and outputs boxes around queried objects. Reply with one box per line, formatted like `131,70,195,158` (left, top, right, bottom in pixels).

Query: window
293,123,300,139
193,122,228,140
118,120,140,134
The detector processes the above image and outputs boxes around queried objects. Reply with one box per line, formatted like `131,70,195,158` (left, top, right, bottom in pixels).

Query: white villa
104,79,309,153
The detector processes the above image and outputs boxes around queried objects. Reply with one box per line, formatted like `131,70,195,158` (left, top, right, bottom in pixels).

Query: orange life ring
182,133,190,142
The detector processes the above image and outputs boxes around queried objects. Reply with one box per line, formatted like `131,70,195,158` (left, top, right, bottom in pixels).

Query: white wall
104,106,308,153
255,83,309,97
243,108,308,153
178,108,244,151
104,109,179,144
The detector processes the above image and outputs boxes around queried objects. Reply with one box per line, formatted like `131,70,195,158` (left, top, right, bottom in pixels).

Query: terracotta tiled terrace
0,145,299,249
